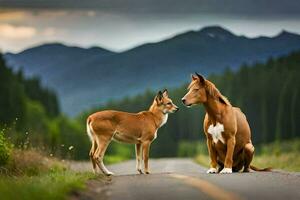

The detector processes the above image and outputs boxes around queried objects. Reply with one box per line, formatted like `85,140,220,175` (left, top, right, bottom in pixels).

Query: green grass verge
195,154,210,168
0,149,97,200
252,152,300,172
0,169,95,200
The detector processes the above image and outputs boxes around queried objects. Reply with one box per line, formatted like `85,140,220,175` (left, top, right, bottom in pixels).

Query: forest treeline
80,51,300,157
1,51,300,161
0,53,59,127
0,53,89,161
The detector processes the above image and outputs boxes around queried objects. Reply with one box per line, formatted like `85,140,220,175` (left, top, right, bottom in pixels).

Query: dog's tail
250,165,272,172
86,118,94,142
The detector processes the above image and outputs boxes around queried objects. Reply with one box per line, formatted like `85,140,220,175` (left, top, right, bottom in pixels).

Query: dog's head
181,73,207,107
155,89,179,114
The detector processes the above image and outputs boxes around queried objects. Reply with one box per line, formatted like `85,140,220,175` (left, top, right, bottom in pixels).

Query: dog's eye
167,102,172,105
193,88,199,91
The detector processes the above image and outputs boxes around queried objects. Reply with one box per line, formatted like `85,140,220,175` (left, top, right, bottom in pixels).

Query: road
70,158,300,200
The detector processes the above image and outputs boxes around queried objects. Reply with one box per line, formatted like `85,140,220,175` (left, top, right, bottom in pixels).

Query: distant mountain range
4,26,300,116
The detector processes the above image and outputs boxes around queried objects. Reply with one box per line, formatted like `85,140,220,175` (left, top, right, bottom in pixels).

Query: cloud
87,10,96,17
34,10,68,18
0,10,28,22
42,27,56,36
0,0,300,16
0,24,36,39
1,4,300,53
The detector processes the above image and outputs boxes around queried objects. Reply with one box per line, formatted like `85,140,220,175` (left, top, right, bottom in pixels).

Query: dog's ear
195,72,205,85
191,74,197,81
162,89,168,98
156,91,163,104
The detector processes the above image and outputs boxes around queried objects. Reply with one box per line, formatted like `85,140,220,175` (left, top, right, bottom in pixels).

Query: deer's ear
195,72,205,84
162,89,168,97
156,91,163,103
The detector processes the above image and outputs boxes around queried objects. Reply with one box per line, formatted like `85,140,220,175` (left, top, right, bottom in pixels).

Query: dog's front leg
135,143,143,174
220,136,236,174
206,138,218,173
142,141,151,174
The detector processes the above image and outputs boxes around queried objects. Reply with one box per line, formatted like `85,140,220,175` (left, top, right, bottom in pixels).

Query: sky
1,0,300,53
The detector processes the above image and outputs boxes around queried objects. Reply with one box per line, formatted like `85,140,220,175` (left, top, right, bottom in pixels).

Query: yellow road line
169,174,242,200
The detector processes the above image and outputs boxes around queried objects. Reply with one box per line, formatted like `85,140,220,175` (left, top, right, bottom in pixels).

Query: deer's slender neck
149,101,167,129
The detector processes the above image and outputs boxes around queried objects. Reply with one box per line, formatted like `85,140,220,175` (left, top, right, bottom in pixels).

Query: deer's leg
94,135,113,176
89,139,98,174
135,143,143,174
142,141,151,174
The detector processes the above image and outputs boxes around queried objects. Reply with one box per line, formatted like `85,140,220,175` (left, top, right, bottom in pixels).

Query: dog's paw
220,168,232,174
243,168,250,173
145,170,150,174
137,169,144,174
207,168,218,174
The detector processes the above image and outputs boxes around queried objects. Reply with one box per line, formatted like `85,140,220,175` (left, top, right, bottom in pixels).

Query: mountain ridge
4,26,300,116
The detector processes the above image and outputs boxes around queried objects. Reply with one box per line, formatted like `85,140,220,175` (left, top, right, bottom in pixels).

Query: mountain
5,43,115,84
4,26,300,116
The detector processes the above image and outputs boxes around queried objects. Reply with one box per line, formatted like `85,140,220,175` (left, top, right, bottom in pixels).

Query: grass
0,149,97,200
0,169,95,200
252,139,300,171
104,155,130,164
0,140,132,200
105,142,134,164
195,154,210,168
252,152,300,172
3,149,63,176
194,139,300,172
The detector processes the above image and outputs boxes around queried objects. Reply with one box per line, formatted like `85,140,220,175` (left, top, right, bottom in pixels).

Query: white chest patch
153,131,158,140
160,114,168,127
207,122,225,144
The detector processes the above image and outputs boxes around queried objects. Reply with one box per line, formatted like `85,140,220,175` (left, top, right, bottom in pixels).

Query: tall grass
0,122,97,200
0,129,12,166
0,169,95,200
252,139,300,171
0,130,96,200
0,149,96,200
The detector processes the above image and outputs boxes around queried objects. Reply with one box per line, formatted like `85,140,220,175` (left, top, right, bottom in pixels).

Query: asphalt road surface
70,158,300,200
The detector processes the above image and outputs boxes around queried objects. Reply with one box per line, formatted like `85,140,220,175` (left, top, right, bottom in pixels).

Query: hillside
4,26,300,116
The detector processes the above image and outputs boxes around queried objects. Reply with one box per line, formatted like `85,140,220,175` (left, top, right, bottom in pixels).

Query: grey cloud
0,0,300,16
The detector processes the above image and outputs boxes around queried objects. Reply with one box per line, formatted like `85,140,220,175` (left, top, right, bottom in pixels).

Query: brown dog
182,73,270,173
87,90,178,175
